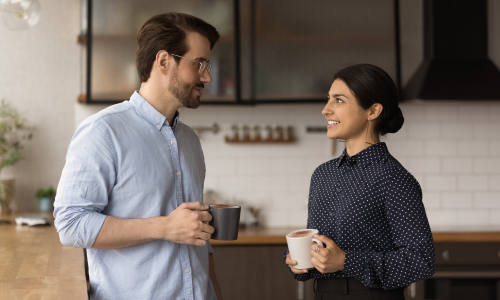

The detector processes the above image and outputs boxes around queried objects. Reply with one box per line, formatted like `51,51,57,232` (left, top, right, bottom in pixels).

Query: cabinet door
88,0,236,103
212,245,302,300
239,0,398,102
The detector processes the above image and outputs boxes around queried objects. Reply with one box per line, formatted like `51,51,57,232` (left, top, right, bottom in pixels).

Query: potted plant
36,187,55,212
0,99,33,213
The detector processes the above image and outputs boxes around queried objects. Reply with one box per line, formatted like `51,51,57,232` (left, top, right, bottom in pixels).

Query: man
54,13,223,300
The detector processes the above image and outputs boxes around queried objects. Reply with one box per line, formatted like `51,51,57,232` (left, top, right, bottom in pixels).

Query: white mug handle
312,238,324,248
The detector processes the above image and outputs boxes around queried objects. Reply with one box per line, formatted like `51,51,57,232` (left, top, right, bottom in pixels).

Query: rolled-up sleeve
54,119,116,249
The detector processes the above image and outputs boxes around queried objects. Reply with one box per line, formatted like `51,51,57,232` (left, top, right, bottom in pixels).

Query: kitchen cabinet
422,242,500,300
81,0,236,104
238,0,399,103
80,0,400,104
212,230,500,300
212,245,309,300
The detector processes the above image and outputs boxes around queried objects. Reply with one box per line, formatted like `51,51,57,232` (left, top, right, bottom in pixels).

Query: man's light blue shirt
54,91,216,300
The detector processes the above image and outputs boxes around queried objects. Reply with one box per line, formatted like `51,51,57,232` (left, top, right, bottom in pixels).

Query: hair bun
383,106,404,135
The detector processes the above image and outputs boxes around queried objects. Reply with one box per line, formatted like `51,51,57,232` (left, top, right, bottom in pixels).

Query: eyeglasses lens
199,61,211,74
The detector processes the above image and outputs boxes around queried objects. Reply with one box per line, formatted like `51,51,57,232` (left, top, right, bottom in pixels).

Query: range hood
403,0,500,100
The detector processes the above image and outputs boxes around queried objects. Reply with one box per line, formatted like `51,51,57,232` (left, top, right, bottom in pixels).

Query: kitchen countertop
0,214,87,300
210,227,500,245
1,213,498,299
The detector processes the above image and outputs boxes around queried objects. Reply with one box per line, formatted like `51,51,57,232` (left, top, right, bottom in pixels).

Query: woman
285,64,435,299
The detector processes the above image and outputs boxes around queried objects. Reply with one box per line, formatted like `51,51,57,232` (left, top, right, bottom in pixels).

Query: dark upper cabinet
83,0,237,104
81,0,399,104
239,0,398,103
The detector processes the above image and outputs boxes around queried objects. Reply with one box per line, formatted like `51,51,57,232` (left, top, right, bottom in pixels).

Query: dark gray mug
208,204,241,240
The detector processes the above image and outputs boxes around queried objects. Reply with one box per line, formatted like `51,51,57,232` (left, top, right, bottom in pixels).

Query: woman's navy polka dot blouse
286,142,436,290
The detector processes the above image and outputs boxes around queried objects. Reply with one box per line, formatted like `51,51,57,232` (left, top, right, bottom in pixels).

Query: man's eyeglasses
170,54,212,75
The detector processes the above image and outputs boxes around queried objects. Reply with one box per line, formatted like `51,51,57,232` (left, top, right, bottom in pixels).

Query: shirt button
336,188,341,193
156,125,161,129
185,269,190,274
171,140,175,144
176,171,180,176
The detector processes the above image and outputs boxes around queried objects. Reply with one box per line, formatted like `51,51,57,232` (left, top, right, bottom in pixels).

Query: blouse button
336,188,341,193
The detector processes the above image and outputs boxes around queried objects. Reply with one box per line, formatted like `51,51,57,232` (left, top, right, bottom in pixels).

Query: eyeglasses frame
170,53,212,75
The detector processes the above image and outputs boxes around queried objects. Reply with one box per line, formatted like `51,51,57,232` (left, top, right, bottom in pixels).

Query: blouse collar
337,142,389,169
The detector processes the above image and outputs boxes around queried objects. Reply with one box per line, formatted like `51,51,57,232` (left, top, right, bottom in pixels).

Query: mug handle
312,238,324,248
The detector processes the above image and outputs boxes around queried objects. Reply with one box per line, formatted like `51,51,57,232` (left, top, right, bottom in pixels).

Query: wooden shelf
77,94,86,103
225,136,295,144
77,93,236,104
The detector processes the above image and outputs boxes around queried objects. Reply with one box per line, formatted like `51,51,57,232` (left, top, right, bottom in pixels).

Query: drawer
434,242,500,265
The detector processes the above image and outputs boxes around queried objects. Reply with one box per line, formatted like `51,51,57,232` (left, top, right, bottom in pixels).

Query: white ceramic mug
286,229,324,269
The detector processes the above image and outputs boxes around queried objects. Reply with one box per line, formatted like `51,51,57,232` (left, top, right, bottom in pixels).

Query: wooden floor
0,216,87,300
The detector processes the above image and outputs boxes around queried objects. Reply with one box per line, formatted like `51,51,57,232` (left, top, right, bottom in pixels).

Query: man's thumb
181,201,209,211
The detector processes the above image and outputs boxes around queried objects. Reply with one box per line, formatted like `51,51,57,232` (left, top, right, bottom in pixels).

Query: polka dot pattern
285,142,435,290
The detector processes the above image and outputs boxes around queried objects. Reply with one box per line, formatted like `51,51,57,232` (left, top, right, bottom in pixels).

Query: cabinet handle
498,251,500,259
442,250,450,261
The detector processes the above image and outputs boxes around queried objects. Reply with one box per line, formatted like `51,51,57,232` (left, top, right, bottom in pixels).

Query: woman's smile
327,120,340,129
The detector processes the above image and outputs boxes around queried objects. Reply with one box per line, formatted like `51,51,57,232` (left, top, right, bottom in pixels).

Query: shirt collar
129,91,180,130
337,142,389,169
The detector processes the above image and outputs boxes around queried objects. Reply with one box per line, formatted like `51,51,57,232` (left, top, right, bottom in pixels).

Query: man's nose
200,69,212,83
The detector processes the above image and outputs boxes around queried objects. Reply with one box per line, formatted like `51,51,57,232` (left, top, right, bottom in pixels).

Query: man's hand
310,234,345,274
92,202,214,249
158,202,214,246
285,253,313,274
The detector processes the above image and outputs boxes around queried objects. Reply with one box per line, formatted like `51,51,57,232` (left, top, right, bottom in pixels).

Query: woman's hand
285,253,312,274
310,234,345,274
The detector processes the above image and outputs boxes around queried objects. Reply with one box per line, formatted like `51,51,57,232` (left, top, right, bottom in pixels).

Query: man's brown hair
136,12,220,83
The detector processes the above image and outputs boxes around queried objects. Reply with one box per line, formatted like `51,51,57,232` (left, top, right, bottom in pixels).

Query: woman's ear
368,103,383,121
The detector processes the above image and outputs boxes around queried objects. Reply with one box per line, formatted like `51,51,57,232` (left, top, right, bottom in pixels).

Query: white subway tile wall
179,102,500,229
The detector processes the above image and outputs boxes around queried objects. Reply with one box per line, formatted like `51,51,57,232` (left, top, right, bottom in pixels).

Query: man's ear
368,103,383,121
155,50,170,74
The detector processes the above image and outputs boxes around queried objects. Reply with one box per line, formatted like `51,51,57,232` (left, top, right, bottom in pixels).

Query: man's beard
168,68,203,109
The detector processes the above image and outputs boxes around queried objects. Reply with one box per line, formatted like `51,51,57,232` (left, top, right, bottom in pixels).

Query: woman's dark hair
136,12,220,83
333,64,404,135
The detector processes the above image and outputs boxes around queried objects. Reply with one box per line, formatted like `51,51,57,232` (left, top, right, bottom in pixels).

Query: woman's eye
336,98,344,103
